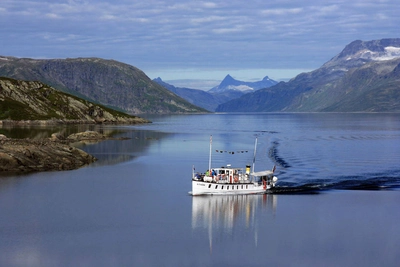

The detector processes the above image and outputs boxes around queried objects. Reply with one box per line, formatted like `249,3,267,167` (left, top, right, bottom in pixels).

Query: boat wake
268,141,291,168
265,136,400,194
271,169,400,194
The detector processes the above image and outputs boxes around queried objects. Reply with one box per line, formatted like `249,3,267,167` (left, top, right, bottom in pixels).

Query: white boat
190,136,278,196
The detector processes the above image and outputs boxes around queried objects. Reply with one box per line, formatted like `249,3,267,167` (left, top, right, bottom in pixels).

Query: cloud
191,16,225,24
261,7,303,16
45,13,61,19
202,2,218,8
0,0,399,84
212,28,240,34
167,1,218,11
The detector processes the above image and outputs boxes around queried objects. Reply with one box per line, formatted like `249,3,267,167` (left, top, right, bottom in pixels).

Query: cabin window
208,184,211,188
227,186,229,190
222,186,224,189
241,185,243,189
237,186,239,190
215,185,218,189
246,185,248,189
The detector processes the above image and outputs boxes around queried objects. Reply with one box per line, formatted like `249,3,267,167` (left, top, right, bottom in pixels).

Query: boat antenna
208,135,212,174
252,137,258,172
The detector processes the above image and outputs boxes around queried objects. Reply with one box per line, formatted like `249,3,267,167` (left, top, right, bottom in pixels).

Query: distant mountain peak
216,38,400,113
223,74,234,80
210,74,278,93
336,38,400,62
219,74,241,88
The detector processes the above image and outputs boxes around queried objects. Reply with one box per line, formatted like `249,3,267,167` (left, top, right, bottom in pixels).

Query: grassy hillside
0,57,207,114
0,77,148,123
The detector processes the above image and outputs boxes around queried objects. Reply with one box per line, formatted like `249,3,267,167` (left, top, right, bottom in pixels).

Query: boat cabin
195,164,269,184
250,170,276,186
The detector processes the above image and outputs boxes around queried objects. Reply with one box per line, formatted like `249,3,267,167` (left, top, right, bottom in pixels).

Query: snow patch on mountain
227,85,254,92
347,46,400,61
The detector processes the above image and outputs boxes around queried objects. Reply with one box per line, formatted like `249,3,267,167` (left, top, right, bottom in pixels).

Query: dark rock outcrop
0,131,121,174
0,137,95,173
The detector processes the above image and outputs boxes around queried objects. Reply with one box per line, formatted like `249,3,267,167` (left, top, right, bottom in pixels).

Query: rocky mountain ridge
0,57,207,114
331,39,400,64
209,74,277,93
216,38,400,112
153,78,222,112
154,75,277,111
153,77,244,111
0,77,149,124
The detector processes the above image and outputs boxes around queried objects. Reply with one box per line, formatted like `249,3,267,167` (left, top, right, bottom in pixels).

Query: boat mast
208,135,212,174
252,137,258,173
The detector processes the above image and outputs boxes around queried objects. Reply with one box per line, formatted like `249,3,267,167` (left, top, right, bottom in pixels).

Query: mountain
0,57,207,114
154,76,277,111
0,77,148,123
216,38,400,112
153,77,220,111
209,74,278,93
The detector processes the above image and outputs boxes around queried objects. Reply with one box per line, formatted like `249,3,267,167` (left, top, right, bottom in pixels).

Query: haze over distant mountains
155,39,400,113
154,75,278,111
209,75,278,93
153,77,221,112
0,38,399,115
217,38,400,112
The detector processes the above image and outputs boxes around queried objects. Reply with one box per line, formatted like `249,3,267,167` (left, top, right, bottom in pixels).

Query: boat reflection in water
191,194,277,252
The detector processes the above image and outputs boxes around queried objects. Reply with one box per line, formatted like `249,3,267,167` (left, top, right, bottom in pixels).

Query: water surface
0,113,399,266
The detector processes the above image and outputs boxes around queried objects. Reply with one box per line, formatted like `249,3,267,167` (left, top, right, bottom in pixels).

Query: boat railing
192,173,253,184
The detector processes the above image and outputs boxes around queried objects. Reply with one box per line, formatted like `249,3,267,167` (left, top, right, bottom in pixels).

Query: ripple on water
267,131,400,191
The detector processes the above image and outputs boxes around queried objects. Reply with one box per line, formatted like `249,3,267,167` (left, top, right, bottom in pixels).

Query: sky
1,0,399,90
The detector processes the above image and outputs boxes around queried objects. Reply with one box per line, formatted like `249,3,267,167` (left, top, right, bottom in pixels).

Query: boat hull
191,180,272,196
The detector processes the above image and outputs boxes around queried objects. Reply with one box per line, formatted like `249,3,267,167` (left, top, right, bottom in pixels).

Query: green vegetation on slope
0,77,148,123
0,57,207,114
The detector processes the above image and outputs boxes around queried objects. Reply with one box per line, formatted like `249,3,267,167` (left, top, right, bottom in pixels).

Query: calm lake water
0,113,399,266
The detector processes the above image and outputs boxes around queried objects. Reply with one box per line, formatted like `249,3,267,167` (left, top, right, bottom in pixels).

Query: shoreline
0,117,151,126
0,130,125,174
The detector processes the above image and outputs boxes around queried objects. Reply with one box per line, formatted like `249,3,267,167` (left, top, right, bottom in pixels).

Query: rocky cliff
0,77,149,124
0,57,207,114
